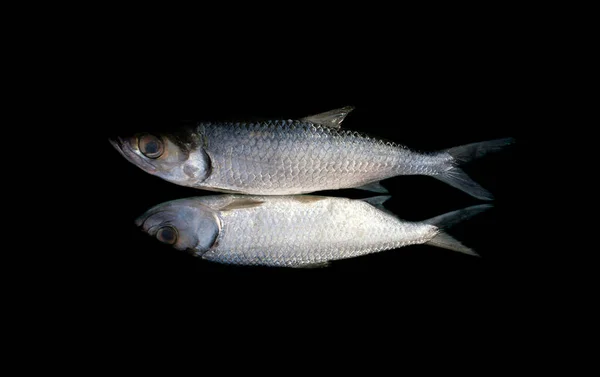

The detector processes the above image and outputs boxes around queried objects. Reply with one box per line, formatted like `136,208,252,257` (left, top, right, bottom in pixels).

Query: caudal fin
425,204,493,257
435,138,515,201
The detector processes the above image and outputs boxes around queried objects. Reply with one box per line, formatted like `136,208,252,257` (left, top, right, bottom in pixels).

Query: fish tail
424,204,493,256
433,138,515,200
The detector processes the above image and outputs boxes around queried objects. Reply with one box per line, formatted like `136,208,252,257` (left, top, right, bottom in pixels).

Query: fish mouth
109,136,158,173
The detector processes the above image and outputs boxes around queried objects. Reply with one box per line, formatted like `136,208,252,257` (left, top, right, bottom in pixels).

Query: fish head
109,131,210,187
135,198,221,255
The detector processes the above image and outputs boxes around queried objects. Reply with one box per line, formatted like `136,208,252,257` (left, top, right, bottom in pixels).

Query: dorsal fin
360,195,399,218
300,106,355,128
360,195,392,209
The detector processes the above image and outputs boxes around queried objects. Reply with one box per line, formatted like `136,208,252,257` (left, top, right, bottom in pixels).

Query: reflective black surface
85,43,541,327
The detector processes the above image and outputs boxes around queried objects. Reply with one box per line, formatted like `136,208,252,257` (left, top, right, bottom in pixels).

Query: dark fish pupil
160,227,175,241
145,141,159,154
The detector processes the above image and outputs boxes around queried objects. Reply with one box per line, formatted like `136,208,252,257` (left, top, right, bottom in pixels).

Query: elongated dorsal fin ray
300,106,355,128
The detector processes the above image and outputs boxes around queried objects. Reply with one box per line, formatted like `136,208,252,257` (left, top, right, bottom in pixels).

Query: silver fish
110,107,513,199
135,195,492,268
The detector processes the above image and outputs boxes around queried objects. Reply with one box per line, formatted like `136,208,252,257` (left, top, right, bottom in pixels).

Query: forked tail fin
424,204,493,256
434,138,515,200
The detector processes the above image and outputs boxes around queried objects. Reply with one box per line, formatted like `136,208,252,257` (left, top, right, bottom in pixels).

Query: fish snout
109,136,136,151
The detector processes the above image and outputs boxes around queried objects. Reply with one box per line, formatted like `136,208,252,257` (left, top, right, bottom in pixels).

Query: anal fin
296,262,331,269
355,181,389,193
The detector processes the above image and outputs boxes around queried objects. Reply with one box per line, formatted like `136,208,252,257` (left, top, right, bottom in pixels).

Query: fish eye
138,134,164,159
156,226,178,245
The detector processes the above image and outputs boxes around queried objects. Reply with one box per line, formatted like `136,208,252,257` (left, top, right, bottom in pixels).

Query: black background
13,6,578,368
96,77,529,306
81,25,546,341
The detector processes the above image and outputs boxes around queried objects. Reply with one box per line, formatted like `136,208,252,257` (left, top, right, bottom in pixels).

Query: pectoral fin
300,106,355,128
220,198,265,211
292,196,326,203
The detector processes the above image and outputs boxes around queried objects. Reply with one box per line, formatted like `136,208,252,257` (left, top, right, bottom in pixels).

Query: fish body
198,120,439,195
136,195,491,268
110,107,514,199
